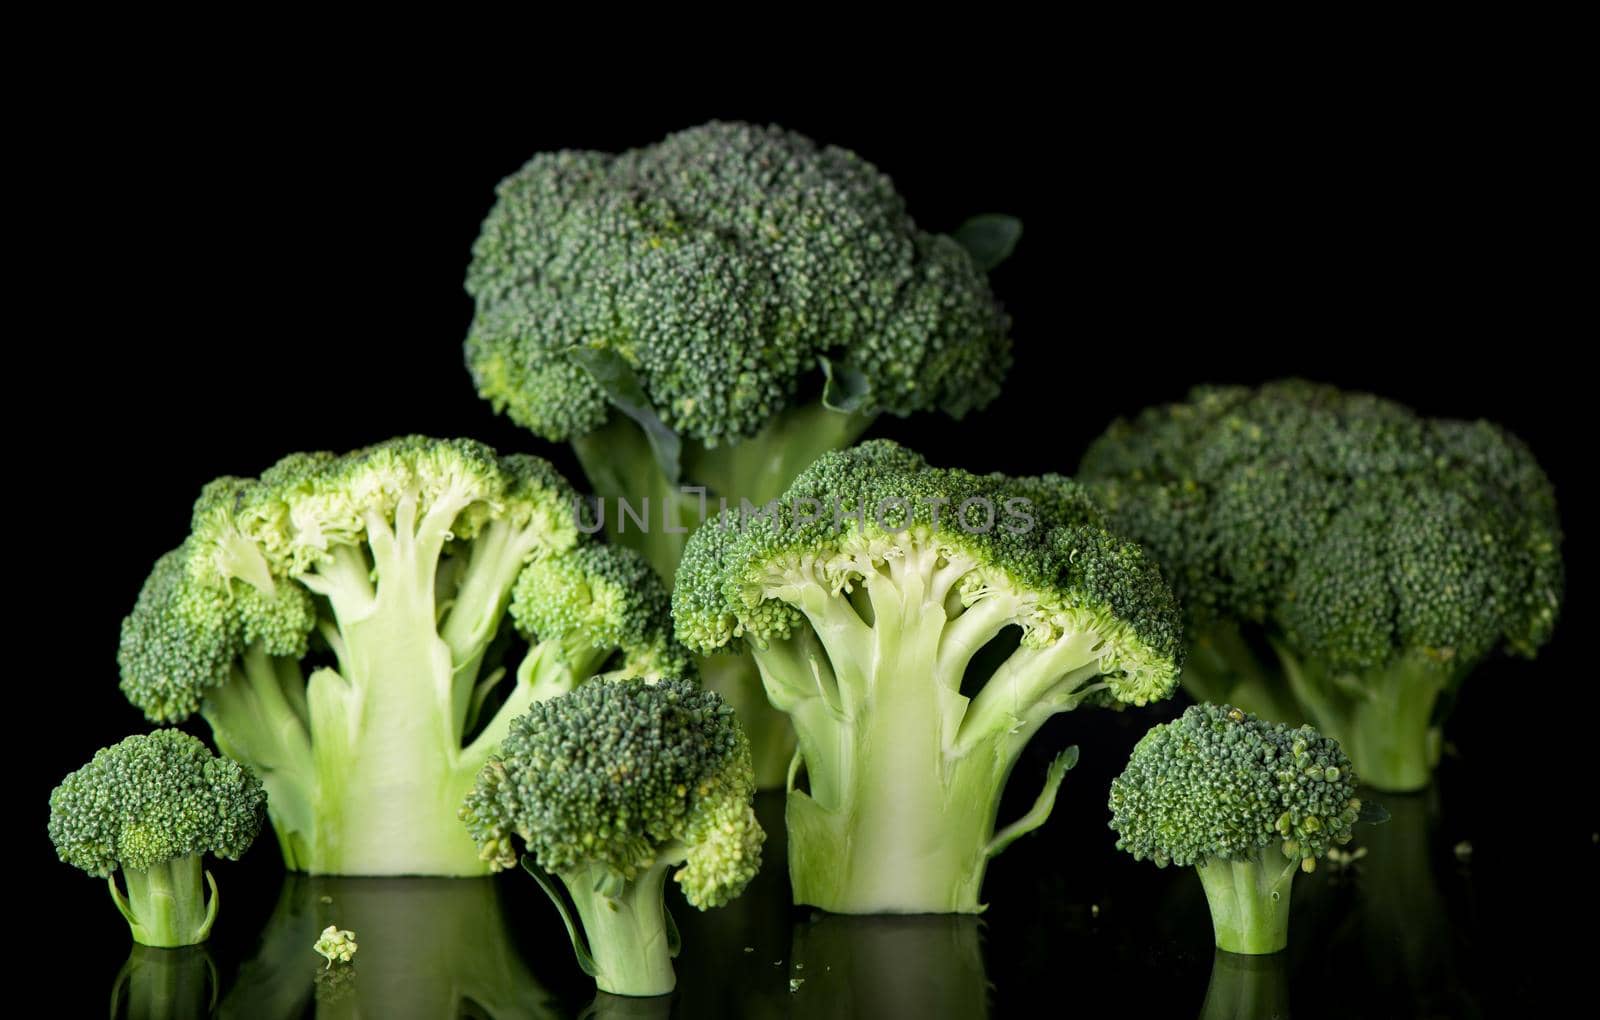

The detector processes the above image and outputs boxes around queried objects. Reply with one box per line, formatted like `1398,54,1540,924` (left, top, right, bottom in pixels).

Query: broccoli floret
1109,704,1365,954
463,121,1017,789
117,437,689,876
49,730,265,947
1081,380,1564,791
461,678,763,997
674,440,1182,914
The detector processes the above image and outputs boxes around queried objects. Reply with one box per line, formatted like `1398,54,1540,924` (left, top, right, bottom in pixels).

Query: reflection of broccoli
110,946,217,1020
118,436,686,875
676,441,1181,913
789,915,989,1019
1082,380,1564,791
48,730,264,947
463,121,1017,788
1109,704,1369,954
1198,950,1290,1020
463,679,763,997
221,876,560,1019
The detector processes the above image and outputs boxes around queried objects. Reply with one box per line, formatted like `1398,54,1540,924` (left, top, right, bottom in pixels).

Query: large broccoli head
49,729,266,877
464,121,1012,447
673,440,1182,914
461,677,762,908
675,439,1183,705
1080,379,1563,673
114,436,690,877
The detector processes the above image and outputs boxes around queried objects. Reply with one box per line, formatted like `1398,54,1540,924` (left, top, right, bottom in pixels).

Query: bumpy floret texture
117,436,671,722
1109,704,1360,868
48,730,266,876
464,121,1011,446
461,679,762,907
1080,380,1563,671
675,440,1184,702
511,543,692,679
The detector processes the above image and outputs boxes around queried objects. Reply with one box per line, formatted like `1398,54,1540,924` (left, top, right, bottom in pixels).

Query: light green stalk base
1199,948,1291,1020
1276,645,1454,793
552,860,679,997
573,402,873,792
1184,625,1461,794
111,945,217,1020
110,855,219,948
1194,846,1297,955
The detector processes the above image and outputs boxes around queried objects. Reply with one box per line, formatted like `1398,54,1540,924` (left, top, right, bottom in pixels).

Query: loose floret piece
314,926,358,968
464,121,1017,789
48,730,265,947
1081,380,1564,791
1109,704,1377,954
675,440,1182,914
461,679,763,997
118,437,688,876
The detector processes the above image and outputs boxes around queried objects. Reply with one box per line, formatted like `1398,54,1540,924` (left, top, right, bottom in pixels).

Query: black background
28,70,1593,1017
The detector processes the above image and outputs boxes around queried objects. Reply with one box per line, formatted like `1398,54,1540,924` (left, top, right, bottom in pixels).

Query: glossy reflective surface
69,753,1554,1019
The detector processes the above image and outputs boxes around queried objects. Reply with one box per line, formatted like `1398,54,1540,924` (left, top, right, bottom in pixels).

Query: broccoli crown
464,121,1011,447
116,436,664,722
1080,380,1563,672
48,730,266,876
1108,704,1359,869
675,440,1183,704
510,543,692,679
461,678,762,908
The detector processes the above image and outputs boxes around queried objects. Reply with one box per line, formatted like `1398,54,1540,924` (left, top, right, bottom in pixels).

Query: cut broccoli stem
775,550,1094,913
1194,844,1298,955
563,859,681,998
111,945,218,1020
111,854,219,948
1274,644,1456,793
1199,947,1291,1020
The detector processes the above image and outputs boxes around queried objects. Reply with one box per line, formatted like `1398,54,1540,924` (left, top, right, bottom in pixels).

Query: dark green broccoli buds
48,729,265,946
1109,704,1368,953
1082,380,1563,790
465,121,1011,447
462,678,762,996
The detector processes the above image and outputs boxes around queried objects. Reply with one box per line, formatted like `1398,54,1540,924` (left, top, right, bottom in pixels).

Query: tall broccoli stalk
118,438,688,876
1110,704,1382,955
1082,380,1564,792
463,121,1018,788
462,679,765,998
676,442,1183,913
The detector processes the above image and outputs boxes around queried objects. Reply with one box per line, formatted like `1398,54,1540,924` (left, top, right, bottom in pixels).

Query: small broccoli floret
1109,704,1366,954
117,437,690,876
1081,381,1564,791
461,678,763,997
464,122,1018,790
314,926,358,968
674,440,1182,914
48,730,265,947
